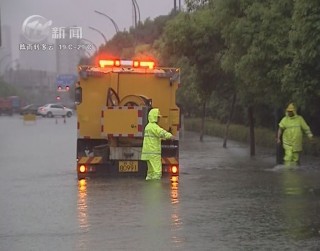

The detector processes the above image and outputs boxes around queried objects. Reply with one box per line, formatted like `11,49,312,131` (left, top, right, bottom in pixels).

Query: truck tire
66,111,72,117
47,112,53,118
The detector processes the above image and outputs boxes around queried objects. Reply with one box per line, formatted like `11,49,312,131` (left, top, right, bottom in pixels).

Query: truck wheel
47,112,53,118
66,111,72,117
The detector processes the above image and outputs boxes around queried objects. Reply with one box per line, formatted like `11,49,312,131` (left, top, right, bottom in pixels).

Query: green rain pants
283,144,300,166
146,158,162,180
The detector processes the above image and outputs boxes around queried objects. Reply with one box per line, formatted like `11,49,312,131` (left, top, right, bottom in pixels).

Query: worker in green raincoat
141,108,173,180
277,103,313,166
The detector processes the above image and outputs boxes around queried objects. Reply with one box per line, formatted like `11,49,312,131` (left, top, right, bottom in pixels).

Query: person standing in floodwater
141,108,173,180
277,103,313,166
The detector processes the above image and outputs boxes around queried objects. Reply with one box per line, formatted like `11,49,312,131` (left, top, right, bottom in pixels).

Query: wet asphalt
1,115,320,251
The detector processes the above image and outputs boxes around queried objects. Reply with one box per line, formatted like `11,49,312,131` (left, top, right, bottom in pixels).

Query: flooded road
1,115,320,251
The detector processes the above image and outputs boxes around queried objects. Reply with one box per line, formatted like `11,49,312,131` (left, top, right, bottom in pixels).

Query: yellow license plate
119,161,138,172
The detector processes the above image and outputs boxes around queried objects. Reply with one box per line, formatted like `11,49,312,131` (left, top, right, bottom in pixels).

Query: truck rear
76,59,180,179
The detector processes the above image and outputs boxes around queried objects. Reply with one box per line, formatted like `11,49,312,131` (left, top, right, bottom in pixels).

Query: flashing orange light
99,60,116,67
99,59,155,69
140,61,155,69
133,60,155,69
171,165,178,175
133,60,140,68
79,165,86,173
114,60,121,67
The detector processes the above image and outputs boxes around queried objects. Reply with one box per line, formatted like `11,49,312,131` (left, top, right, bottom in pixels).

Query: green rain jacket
141,108,173,160
279,107,313,152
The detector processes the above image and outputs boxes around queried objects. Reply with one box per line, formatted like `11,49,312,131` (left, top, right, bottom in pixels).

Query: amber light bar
99,59,155,69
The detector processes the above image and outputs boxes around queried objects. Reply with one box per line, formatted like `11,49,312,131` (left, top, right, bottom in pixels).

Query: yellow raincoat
141,108,172,180
278,103,313,165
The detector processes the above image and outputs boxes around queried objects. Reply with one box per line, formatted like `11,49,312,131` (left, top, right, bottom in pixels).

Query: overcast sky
1,0,183,60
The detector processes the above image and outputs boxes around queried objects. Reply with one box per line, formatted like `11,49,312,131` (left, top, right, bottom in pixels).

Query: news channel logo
22,15,53,42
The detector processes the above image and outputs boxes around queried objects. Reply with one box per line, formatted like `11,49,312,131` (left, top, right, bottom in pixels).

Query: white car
38,103,73,118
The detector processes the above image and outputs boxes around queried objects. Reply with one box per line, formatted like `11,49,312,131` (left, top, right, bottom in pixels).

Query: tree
283,0,320,111
185,0,210,12
99,31,135,58
0,77,18,96
175,57,202,117
212,0,294,155
160,10,226,141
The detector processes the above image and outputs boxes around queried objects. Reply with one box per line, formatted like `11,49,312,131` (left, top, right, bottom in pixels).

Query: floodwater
1,115,320,251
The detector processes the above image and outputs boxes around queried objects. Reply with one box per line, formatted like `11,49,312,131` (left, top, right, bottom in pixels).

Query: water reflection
282,170,304,196
75,177,185,250
77,179,89,250
170,176,184,248
77,179,89,230
280,170,320,239
171,176,179,204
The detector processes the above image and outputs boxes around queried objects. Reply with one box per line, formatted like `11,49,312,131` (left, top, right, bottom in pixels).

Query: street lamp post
94,10,119,34
132,0,141,28
88,26,107,44
174,0,182,12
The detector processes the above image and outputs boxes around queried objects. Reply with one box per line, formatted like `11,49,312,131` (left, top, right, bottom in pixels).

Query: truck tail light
171,165,179,175
79,165,96,173
79,165,86,173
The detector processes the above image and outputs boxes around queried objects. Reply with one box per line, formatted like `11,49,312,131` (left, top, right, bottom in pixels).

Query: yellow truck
76,58,180,179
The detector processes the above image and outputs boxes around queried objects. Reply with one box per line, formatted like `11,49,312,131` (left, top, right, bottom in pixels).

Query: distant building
0,25,13,75
18,34,55,72
56,26,86,75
